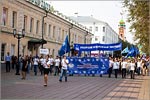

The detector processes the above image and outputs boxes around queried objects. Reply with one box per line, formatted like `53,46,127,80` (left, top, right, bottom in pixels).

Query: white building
70,16,119,55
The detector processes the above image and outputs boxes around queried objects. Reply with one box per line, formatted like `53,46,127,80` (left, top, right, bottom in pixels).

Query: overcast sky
46,1,134,43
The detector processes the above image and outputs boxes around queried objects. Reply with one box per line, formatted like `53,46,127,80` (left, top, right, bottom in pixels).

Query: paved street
1,67,150,100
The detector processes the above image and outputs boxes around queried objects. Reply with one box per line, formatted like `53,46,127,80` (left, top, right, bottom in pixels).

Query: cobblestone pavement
1,68,150,100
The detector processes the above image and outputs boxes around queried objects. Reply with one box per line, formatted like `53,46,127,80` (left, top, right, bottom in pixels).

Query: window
89,26,92,31
102,36,105,42
53,26,55,38
95,37,98,41
75,34,77,42
95,27,98,31
103,27,105,32
11,44,15,56
62,30,64,40
22,46,26,57
36,20,39,34
44,23,47,35
2,7,8,26
48,24,51,37
30,17,34,32
58,28,61,40
23,15,27,31
12,11,17,28
1,44,6,61
52,49,55,58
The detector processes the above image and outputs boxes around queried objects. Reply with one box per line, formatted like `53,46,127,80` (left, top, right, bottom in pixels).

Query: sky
46,1,134,43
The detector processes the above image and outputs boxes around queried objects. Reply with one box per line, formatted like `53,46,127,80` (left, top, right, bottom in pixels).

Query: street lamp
68,23,73,56
41,10,48,48
13,29,25,75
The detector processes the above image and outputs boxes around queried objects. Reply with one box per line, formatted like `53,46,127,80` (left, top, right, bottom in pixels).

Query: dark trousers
122,68,126,78
108,67,112,78
49,65,54,75
130,70,135,79
6,61,10,72
12,62,16,69
137,67,141,75
54,66,59,76
114,69,118,78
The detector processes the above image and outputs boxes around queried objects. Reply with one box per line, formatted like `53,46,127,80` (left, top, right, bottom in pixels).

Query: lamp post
41,10,48,48
68,23,73,56
13,29,25,75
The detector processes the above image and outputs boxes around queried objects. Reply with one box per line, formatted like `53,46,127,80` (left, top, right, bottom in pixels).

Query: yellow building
0,0,92,62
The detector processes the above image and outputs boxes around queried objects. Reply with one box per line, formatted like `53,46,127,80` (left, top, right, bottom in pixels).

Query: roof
70,16,107,24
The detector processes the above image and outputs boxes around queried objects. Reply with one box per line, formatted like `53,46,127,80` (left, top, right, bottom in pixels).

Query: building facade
70,16,119,55
0,0,91,62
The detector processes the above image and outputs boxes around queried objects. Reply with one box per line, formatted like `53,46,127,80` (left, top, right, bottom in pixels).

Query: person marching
108,57,113,78
130,59,135,79
113,58,119,78
49,55,54,75
21,55,28,80
121,59,128,78
43,55,51,87
59,55,69,82
54,56,60,76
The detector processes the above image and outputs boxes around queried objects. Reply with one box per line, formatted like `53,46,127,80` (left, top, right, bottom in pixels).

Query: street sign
40,49,49,55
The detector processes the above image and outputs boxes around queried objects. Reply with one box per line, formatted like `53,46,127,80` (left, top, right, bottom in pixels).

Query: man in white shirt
54,56,60,76
59,55,69,82
33,55,39,76
113,58,119,78
49,55,54,75
122,59,127,78
108,57,113,78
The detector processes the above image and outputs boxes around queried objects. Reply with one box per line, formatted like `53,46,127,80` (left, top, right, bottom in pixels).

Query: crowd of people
4,52,150,86
5,52,69,86
108,56,150,79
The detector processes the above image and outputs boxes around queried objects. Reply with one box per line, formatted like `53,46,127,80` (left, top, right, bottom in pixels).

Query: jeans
59,69,67,81
122,68,126,78
54,66,59,76
137,67,141,75
34,65,38,75
6,61,10,72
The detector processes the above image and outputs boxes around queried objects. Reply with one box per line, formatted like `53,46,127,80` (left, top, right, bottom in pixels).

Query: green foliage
123,0,150,55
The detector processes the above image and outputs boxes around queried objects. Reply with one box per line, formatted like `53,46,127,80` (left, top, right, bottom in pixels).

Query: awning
28,39,47,44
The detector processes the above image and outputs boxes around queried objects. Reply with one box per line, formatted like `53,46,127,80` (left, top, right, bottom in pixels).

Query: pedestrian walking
130,60,135,79
59,55,69,82
21,55,28,80
113,58,119,78
5,52,11,72
43,55,51,87
108,57,113,78
33,55,39,76
121,59,127,78
39,55,44,75
49,55,54,75
137,59,142,75
54,56,60,76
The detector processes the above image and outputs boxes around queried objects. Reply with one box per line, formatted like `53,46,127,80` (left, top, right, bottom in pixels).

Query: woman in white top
43,55,51,87
122,59,127,78
113,58,119,78
59,55,69,82
137,59,142,75
130,60,135,79
33,56,39,76
54,56,60,76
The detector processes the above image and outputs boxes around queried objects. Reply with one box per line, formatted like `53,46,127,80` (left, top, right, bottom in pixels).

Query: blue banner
74,42,122,51
67,57,109,75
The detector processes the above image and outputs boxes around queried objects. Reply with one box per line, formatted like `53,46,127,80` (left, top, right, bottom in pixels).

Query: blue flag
126,46,136,57
59,35,70,56
121,46,129,54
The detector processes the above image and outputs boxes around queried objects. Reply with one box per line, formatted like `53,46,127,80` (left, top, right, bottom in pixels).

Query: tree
123,0,150,55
